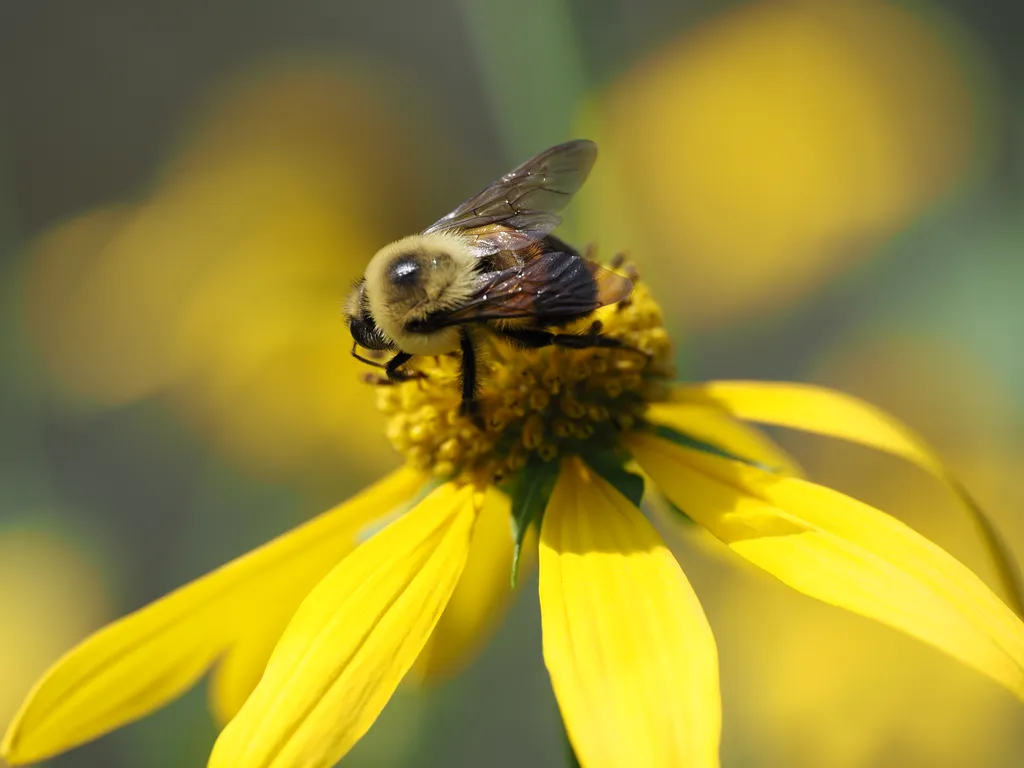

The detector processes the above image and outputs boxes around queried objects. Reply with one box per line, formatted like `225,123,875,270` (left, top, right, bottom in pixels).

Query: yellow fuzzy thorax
374,261,675,485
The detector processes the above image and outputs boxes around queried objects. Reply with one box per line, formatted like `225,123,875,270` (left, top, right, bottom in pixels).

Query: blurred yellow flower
0,528,110,730
26,63,439,478
801,336,1023,587
580,1,986,328
5,267,1024,768
713,336,1024,767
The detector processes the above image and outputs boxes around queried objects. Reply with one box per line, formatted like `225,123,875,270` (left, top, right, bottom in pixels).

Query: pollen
374,258,674,485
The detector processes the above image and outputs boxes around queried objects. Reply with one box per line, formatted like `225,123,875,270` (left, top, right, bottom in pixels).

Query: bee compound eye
349,315,381,350
386,253,422,288
347,316,366,342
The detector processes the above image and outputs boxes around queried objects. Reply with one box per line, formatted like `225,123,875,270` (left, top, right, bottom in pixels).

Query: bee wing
437,251,633,325
422,140,597,257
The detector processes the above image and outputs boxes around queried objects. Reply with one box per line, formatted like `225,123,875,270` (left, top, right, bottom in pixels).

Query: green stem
455,0,589,165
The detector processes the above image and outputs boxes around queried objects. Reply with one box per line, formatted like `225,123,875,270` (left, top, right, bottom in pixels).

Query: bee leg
498,327,649,357
351,341,388,370
458,330,484,427
386,351,428,383
497,328,562,350
362,352,424,385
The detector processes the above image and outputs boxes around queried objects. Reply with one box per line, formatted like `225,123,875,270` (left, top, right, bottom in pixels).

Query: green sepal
644,488,696,527
581,448,645,508
508,455,560,588
651,423,782,473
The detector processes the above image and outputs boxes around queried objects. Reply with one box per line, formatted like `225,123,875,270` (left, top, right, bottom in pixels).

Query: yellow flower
4,265,1024,768
715,337,1024,767
26,64,437,479
578,0,985,329
0,530,110,731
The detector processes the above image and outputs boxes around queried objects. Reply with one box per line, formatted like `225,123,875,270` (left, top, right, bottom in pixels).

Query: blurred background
2,0,1023,765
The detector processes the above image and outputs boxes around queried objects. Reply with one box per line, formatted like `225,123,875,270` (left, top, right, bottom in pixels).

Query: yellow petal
540,458,721,768
630,433,1024,702
411,486,532,684
207,472,429,727
673,380,951,472
208,611,293,727
647,400,802,476
1,466,425,765
672,380,1024,614
209,482,478,768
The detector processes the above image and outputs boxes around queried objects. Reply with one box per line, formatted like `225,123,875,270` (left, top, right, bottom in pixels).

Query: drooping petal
412,486,532,684
540,458,721,768
671,380,953,473
671,380,1024,613
209,482,478,768
208,610,294,727
208,472,430,726
647,401,802,476
0,466,426,765
630,433,1024,702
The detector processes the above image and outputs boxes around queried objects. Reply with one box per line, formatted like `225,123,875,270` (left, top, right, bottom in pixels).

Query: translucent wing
422,140,597,257
434,251,633,325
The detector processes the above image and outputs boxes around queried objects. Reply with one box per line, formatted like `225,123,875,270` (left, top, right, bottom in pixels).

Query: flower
26,64,438,479
4,262,1024,768
0,529,110,732
577,0,986,329
717,338,1024,767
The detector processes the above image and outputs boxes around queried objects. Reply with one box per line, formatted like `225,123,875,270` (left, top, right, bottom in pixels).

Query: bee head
366,234,477,313
361,234,476,356
377,248,448,307
344,279,394,352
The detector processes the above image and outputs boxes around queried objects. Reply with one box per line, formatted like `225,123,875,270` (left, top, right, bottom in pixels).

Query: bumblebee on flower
5,142,1024,768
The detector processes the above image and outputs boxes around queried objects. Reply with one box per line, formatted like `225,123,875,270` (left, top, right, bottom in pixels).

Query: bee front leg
387,352,425,382
362,351,424,385
350,341,388,370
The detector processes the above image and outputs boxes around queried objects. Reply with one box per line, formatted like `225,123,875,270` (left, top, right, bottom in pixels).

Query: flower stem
454,0,589,165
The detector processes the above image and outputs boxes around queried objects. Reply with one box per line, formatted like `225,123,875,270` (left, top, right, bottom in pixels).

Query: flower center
374,258,674,485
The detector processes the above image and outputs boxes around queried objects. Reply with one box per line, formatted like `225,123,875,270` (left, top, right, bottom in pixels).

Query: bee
345,139,635,419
